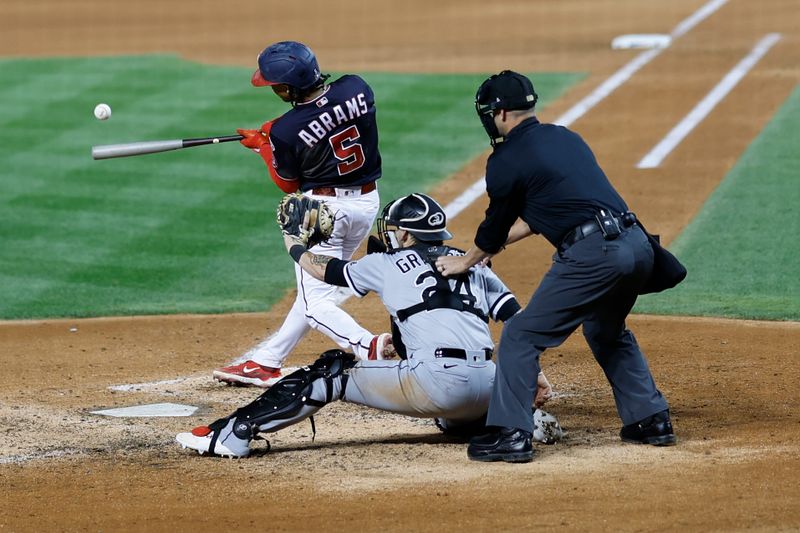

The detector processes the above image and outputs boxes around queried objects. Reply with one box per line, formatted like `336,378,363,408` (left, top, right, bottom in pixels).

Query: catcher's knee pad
311,348,356,377
230,349,356,438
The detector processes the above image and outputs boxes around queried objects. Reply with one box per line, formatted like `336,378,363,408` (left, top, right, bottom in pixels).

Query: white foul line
443,178,489,219
637,33,781,169
553,48,661,129
671,0,729,39
443,0,729,221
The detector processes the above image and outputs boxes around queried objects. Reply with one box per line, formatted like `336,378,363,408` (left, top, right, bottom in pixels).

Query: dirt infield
2,0,799,531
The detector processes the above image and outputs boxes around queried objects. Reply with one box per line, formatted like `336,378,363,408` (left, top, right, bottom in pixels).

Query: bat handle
182,135,244,148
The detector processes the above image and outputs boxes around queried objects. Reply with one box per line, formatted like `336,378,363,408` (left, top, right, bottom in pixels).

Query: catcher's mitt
276,192,334,248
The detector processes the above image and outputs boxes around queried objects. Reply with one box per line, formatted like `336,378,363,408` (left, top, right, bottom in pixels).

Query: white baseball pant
247,187,380,367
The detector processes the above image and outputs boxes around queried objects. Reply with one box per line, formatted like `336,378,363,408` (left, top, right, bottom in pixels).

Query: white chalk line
443,178,489,219
106,0,729,397
671,0,728,39
445,0,729,221
637,33,781,169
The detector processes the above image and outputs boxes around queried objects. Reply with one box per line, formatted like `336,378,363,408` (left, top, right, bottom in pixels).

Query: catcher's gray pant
249,356,496,436
204,355,496,457
487,226,669,433
344,357,496,422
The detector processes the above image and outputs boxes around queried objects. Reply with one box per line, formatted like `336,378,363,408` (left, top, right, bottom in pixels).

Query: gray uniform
340,247,514,422
192,246,520,457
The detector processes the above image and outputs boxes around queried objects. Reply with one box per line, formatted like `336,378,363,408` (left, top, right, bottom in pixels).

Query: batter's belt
311,181,376,197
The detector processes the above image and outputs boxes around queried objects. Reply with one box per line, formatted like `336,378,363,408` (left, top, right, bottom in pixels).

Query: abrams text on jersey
299,93,369,148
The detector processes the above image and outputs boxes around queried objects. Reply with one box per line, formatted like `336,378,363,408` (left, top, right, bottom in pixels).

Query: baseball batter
214,41,391,388
178,194,560,458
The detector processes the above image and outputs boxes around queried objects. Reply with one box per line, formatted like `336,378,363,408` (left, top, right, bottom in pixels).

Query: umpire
436,70,674,463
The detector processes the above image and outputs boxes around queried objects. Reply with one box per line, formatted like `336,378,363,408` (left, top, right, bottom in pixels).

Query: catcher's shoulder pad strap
413,244,464,264
395,245,488,323
390,318,408,360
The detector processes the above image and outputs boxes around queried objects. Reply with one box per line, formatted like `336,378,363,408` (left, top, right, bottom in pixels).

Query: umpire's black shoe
467,427,533,463
620,409,676,446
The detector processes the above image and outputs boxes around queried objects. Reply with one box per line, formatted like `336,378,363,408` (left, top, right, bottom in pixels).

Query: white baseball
94,103,112,121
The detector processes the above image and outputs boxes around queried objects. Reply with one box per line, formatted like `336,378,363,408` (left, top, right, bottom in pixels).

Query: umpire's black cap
476,70,538,112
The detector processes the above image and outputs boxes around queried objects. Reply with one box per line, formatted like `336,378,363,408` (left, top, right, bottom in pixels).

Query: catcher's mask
378,193,452,250
252,41,329,103
475,70,538,146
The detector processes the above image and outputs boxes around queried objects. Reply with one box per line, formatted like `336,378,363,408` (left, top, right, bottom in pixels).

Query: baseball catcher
178,193,561,460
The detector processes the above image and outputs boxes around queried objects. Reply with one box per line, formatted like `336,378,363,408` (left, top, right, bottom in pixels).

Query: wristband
289,245,306,263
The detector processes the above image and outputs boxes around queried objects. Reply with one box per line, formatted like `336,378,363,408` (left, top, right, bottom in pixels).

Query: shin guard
229,349,356,439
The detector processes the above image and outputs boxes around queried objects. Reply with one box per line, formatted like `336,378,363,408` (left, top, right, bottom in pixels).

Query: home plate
611,34,672,50
91,403,199,418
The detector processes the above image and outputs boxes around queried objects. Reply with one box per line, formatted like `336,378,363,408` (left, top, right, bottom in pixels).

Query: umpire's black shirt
475,117,629,253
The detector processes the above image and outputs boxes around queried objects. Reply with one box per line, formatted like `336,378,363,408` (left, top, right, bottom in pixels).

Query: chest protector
394,245,489,323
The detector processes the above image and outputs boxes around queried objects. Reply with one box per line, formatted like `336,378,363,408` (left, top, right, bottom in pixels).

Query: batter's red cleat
367,333,395,360
212,360,283,388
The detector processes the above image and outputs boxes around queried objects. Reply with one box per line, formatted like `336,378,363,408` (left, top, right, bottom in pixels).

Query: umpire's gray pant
487,226,669,433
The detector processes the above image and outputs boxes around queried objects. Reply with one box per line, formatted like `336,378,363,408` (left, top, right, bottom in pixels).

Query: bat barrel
92,135,243,160
92,140,183,160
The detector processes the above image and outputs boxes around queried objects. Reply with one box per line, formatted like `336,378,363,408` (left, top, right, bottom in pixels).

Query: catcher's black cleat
467,427,533,463
620,409,676,446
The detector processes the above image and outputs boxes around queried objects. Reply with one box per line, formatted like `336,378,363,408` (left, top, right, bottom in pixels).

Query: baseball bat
91,134,244,160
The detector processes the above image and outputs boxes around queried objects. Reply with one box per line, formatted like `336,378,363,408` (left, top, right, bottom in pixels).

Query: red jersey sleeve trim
256,146,299,193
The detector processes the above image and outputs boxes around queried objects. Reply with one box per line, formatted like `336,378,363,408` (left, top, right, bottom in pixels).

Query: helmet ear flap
287,85,301,105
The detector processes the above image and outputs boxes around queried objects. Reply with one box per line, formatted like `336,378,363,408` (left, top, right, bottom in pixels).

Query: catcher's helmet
251,41,327,95
475,70,538,146
378,193,452,250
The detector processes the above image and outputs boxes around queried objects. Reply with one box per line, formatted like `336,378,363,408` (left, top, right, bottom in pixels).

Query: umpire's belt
560,213,636,251
311,181,376,197
434,348,493,363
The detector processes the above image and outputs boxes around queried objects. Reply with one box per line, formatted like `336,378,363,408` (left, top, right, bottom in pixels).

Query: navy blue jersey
475,117,628,252
268,75,382,190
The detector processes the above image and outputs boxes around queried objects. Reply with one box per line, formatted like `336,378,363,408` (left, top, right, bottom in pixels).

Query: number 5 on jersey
329,125,366,175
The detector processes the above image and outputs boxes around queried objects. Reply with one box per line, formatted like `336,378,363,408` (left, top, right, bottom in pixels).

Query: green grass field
635,85,800,321
0,56,581,319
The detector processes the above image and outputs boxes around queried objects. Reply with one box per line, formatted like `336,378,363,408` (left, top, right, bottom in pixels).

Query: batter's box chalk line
108,375,206,393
